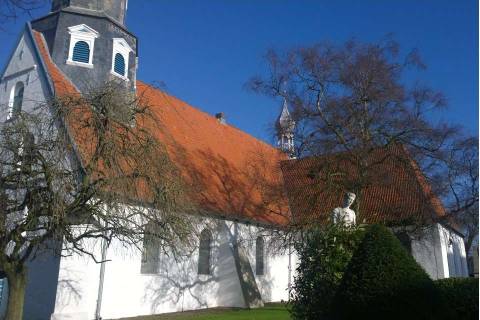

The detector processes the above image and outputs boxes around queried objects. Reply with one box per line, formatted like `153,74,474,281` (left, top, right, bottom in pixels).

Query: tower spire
276,97,296,158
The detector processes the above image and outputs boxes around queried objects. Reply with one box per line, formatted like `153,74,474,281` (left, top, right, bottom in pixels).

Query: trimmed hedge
435,277,479,320
289,225,364,320
332,224,446,320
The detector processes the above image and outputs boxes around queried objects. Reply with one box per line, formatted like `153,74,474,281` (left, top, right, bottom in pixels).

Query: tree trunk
5,268,27,320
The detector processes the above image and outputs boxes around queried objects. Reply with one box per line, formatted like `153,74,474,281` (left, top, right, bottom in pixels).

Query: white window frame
7,84,16,120
7,81,24,121
66,24,99,68
111,38,133,81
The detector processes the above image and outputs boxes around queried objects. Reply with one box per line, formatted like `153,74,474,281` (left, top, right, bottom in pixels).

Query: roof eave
26,23,55,96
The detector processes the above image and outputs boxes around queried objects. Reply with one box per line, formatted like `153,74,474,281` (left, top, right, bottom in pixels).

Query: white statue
332,192,356,227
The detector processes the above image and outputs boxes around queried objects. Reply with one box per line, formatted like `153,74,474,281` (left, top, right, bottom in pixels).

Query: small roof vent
215,112,226,125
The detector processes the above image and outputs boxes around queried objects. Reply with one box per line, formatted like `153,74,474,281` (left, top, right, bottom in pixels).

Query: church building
0,1,468,319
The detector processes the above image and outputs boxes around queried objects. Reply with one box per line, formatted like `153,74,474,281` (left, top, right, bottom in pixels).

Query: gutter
287,244,292,300
95,235,109,320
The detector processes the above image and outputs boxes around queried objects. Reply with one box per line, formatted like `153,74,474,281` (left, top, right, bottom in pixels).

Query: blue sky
0,0,477,144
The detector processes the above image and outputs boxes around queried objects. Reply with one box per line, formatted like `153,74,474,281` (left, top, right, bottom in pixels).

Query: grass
112,303,291,320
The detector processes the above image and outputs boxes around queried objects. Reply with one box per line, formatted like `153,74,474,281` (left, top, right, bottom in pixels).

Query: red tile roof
32,30,447,229
32,30,290,226
280,144,447,226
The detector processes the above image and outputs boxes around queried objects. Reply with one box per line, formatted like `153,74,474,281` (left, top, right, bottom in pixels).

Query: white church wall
0,29,51,121
411,224,447,279
261,247,294,302
232,222,295,303
438,223,469,278
51,233,104,320
0,27,66,320
51,215,294,320
411,223,468,279
97,218,246,319
48,218,468,320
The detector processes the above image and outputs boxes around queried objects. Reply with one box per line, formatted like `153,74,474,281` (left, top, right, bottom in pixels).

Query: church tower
51,0,128,25
276,98,295,158
31,0,137,92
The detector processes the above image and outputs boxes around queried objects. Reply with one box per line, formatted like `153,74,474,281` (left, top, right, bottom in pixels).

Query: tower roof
276,98,295,131
51,0,128,25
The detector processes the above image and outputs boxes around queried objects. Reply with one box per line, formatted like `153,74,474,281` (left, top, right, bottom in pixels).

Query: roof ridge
399,145,447,219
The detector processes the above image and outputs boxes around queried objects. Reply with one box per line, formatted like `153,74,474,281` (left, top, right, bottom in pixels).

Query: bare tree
0,0,48,27
431,136,479,254
0,82,194,320
249,37,478,237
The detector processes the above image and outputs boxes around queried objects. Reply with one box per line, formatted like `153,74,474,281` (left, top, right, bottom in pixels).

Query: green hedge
332,224,445,320
435,277,479,320
289,225,364,320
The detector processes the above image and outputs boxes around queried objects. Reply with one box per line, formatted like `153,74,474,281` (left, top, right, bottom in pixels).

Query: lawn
112,303,291,320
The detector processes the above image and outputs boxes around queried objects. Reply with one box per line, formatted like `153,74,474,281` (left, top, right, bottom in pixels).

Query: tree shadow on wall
140,131,290,310
143,220,246,313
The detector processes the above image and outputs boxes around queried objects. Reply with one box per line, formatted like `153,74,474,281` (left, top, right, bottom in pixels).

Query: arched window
256,236,264,275
114,53,126,76
140,224,160,274
8,81,24,119
66,24,98,67
198,229,212,275
111,38,132,80
72,41,90,63
447,238,456,277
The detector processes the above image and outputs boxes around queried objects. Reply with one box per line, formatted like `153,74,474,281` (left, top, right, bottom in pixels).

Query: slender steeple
276,98,295,158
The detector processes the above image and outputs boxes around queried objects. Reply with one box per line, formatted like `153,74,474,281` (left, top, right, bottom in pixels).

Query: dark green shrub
289,225,364,320
332,224,445,320
435,277,479,320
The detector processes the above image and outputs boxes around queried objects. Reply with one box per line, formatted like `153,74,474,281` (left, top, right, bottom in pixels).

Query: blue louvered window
72,41,90,63
114,53,126,76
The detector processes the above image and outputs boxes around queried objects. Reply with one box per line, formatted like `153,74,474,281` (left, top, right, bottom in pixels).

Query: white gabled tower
276,97,295,158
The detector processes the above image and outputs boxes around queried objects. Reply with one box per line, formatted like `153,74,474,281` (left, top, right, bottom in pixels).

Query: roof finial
276,94,295,159
281,80,288,97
